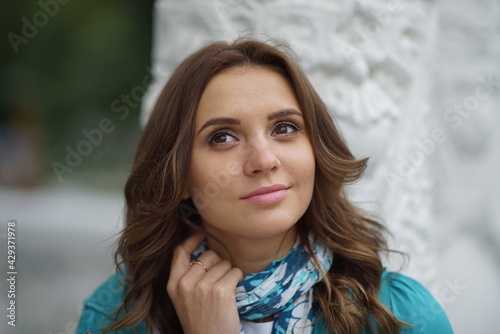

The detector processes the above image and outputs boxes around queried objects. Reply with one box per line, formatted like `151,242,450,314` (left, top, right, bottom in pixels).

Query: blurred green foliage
1,0,154,189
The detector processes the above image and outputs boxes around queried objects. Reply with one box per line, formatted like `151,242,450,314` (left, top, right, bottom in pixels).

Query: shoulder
82,270,127,314
379,271,454,333
313,271,454,334
76,270,148,334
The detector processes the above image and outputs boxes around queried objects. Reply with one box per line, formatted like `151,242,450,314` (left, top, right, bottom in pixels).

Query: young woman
77,39,453,334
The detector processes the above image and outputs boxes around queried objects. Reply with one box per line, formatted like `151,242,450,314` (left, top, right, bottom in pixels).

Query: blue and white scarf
192,235,334,333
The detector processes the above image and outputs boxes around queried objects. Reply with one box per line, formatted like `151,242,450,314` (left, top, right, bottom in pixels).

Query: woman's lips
241,184,289,205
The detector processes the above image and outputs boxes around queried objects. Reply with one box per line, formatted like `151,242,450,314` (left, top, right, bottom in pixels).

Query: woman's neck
204,227,298,277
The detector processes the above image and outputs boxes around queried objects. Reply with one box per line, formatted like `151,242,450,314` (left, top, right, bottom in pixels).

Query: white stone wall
141,1,500,332
433,0,500,332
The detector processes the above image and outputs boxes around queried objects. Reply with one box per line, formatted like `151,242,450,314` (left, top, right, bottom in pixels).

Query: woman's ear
182,189,190,200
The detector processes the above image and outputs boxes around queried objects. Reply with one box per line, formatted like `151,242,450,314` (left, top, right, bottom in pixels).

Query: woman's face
186,66,315,241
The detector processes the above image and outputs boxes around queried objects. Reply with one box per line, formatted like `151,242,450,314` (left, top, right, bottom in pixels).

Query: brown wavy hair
105,38,406,334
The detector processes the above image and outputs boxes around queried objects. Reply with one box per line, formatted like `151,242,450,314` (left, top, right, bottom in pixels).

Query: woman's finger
219,267,244,286
187,250,220,274
190,258,231,285
169,233,206,283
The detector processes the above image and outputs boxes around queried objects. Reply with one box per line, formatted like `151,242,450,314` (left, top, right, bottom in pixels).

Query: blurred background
0,1,154,333
1,0,499,333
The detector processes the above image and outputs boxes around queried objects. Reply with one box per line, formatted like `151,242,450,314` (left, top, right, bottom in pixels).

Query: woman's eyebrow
197,118,241,135
268,108,303,121
197,108,303,135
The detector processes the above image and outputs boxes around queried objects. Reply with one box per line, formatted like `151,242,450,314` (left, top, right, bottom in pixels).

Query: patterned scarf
192,235,334,333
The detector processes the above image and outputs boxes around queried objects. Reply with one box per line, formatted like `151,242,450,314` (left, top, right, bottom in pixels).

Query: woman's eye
272,122,301,136
208,131,238,146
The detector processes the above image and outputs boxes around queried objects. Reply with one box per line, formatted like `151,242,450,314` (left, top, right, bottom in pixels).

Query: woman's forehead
195,66,301,122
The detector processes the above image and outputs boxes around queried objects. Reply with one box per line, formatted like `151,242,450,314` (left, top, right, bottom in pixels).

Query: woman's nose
243,141,281,176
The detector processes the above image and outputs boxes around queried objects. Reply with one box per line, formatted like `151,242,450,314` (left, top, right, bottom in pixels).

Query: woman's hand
167,233,244,334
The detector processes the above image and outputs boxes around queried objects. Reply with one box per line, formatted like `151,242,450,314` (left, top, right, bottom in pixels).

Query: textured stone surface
141,0,500,332
433,0,500,332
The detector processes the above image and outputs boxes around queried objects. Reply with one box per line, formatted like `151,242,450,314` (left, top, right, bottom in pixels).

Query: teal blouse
76,270,453,334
